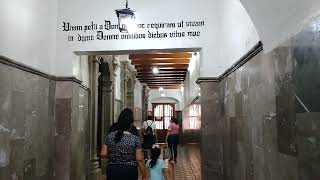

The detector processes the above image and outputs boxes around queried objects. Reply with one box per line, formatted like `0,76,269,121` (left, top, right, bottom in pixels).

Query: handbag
163,145,171,160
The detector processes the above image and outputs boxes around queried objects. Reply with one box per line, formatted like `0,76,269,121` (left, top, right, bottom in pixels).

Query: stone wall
0,59,55,180
55,82,90,180
200,17,320,180
0,57,91,180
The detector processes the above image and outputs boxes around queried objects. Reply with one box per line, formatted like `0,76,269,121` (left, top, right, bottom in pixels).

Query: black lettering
78,34,94,42
148,31,167,38
62,22,82,31
187,31,200,36
97,31,119,40
97,31,104,40
186,21,205,27
63,22,69,31
105,20,111,30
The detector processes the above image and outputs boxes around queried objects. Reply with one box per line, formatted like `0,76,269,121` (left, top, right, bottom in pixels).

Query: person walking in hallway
146,144,168,180
142,115,157,160
100,108,148,180
166,117,180,163
108,121,139,137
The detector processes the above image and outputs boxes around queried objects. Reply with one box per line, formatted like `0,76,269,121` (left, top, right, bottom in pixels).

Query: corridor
1,0,320,180
101,144,201,180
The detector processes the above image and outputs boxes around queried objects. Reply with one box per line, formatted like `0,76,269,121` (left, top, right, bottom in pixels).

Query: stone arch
150,97,181,111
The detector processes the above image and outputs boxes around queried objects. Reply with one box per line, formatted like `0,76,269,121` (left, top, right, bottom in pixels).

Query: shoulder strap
147,120,153,127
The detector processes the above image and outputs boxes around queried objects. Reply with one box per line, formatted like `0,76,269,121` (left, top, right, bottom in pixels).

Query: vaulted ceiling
129,52,192,89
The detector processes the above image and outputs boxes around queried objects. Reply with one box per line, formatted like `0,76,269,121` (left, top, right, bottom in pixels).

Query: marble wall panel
210,16,320,180
0,61,54,180
296,113,320,180
199,82,224,180
0,56,92,180
55,98,72,135
70,85,89,180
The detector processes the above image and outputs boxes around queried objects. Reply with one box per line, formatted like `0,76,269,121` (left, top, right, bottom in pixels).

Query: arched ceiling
240,0,320,52
150,97,180,103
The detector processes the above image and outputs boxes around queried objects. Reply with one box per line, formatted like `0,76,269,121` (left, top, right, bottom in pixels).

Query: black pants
142,135,155,149
107,165,138,180
167,134,179,161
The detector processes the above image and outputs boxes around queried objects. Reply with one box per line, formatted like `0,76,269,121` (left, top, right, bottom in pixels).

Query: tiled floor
101,144,201,180
169,144,201,180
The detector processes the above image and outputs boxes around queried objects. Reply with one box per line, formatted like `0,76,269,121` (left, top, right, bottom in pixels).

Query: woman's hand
100,145,108,158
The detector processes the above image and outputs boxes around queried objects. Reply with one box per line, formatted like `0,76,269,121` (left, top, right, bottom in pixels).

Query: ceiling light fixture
152,67,159,75
180,86,184,93
160,92,166,97
159,87,164,92
115,0,136,33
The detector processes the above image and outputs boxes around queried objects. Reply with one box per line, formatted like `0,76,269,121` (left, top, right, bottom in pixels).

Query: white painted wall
149,89,182,110
134,80,142,108
0,0,58,74
73,55,90,87
56,0,259,78
241,0,320,52
215,0,259,69
183,52,201,107
114,66,121,100
149,97,181,111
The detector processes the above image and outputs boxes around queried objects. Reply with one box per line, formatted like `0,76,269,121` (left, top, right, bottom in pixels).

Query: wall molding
196,41,263,84
0,54,90,91
79,84,91,92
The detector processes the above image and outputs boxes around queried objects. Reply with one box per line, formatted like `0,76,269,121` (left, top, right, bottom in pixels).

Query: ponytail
115,129,124,143
149,146,161,168
114,108,134,143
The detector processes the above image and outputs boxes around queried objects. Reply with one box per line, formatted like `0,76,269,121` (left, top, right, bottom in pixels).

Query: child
146,144,167,180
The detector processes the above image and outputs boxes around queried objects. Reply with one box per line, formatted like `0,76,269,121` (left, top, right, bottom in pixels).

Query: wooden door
152,103,175,143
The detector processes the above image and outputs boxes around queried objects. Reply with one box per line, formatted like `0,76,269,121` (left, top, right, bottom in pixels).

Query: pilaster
198,80,224,180
88,57,101,180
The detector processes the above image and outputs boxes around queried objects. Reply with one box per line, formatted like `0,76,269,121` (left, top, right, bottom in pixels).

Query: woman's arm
163,169,169,180
100,145,108,158
166,123,172,140
136,149,148,180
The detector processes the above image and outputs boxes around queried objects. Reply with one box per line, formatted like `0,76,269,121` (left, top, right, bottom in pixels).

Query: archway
97,57,114,171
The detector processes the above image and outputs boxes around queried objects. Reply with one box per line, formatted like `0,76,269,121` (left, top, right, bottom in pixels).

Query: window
152,103,175,130
183,103,201,130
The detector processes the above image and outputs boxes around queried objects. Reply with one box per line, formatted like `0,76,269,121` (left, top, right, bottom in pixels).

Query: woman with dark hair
166,117,180,163
100,108,148,180
146,144,167,180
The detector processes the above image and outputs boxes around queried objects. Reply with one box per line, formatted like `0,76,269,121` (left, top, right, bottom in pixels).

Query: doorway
152,103,175,142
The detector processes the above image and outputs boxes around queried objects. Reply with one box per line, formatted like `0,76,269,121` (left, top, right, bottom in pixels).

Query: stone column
100,78,113,145
142,83,150,121
112,57,119,123
88,57,101,180
198,80,224,180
